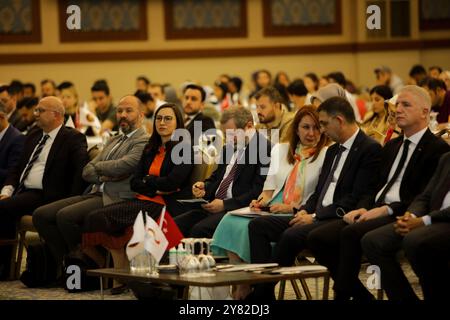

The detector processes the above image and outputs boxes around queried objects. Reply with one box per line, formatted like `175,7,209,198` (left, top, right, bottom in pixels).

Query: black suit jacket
9,109,27,132
130,142,194,216
0,125,25,187
360,129,450,216
185,112,216,145
301,130,382,219
203,132,272,212
408,152,450,222
4,126,88,202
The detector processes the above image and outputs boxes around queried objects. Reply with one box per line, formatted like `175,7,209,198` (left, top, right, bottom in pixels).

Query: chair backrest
188,147,217,186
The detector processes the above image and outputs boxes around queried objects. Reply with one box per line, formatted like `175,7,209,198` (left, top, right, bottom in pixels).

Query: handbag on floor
20,241,57,288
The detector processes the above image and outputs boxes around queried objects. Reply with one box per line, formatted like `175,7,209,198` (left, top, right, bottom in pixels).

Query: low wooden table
87,268,330,300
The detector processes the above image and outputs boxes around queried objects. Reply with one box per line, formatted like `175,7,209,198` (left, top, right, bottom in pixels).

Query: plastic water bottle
169,247,177,265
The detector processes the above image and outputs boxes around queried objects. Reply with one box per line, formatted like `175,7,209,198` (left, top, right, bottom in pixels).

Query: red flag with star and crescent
156,206,184,249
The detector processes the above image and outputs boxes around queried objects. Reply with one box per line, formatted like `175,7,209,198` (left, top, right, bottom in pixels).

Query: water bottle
169,247,177,265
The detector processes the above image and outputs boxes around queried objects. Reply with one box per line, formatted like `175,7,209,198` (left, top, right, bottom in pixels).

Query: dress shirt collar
341,128,360,150
404,126,427,146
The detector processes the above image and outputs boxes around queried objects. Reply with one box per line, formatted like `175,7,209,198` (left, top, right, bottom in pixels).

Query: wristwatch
311,213,317,222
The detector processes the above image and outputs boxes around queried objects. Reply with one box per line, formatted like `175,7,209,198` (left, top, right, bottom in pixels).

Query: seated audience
91,80,118,133
247,97,382,300
419,77,450,124
0,100,25,187
374,66,404,95
360,85,393,144
362,151,450,301
16,97,39,136
308,85,450,301
0,84,27,131
0,97,88,279
32,95,149,278
212,106,329,299
40,79,57,98
255,86,294,142
174,106,271,239
81,103,193,279
286,79,308,111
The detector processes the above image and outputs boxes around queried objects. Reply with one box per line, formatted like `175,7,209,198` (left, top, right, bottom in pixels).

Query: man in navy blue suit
0,100,25,187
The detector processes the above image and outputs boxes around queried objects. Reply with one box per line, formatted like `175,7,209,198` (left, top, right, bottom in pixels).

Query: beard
119,119,133,134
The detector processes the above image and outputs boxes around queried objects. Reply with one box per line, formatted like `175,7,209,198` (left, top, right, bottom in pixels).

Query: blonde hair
399,85,431,111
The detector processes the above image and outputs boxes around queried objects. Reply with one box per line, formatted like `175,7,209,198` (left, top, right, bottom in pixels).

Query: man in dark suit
247,97,381,300
0,84,27,132
308,85,450,301
0,100,25,187
362,152,450,301
182,84,216,147
174,106,271,238
0,96,88,279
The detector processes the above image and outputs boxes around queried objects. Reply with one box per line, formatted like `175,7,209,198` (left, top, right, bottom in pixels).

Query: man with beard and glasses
32,95,149,278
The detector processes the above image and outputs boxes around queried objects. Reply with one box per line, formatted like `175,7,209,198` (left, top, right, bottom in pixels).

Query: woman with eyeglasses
80,103,193,291
360,85,393,145
211,106,330,299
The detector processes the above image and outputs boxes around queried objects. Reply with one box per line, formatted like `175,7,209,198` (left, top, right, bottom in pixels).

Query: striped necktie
15,134,50,195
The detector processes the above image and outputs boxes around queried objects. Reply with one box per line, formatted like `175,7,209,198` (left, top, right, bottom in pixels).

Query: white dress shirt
375,127,427,210
215,130,255,200
422,190,450,226
0,125,62,196
322,129,360,207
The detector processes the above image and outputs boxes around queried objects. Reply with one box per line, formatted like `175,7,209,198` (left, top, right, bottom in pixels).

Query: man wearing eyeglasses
0,96,88,280
31,96,148,278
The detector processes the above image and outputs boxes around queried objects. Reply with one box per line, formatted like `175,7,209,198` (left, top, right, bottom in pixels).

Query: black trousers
307,215,394,300
247,215,333,299
0,189,46,278
174,209,226,238
362,221,450,301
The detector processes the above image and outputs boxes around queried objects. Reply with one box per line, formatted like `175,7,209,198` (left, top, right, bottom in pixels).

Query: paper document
228,207,273,217
216,263,278,272
177,198,209,204
268,265,328,274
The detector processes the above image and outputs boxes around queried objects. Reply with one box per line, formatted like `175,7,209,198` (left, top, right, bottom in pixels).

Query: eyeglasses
155,115,174,123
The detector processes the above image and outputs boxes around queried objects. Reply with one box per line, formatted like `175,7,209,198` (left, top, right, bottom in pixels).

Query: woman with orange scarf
211,106,329,299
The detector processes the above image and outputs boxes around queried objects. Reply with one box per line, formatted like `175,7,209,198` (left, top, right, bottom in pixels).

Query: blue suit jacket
0,125,25,187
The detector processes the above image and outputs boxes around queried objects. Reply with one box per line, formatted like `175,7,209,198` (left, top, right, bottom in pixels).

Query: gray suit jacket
82,127,149,205
408,152,450,222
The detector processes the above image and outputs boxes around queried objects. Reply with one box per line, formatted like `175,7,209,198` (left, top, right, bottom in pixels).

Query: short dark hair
23,83,36,94
254,86,284,104
230,77,242,92
17,97,39,110
134,90,154,104
57,81,74,91
419,77,447,91
91,80,110,95
429,66,442,74
409,64,427,77
183,84,206,102
8,80,23,96
369,85,393,100
327,72,346,87
137,76,150,85
287,79,308,97
318,96,356,124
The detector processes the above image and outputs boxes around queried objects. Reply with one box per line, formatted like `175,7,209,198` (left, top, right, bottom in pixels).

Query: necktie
184,116,191,124
15,134,50,195
215,150,242,200
315,145,346,217
376,139,411,205
105,135,127,160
